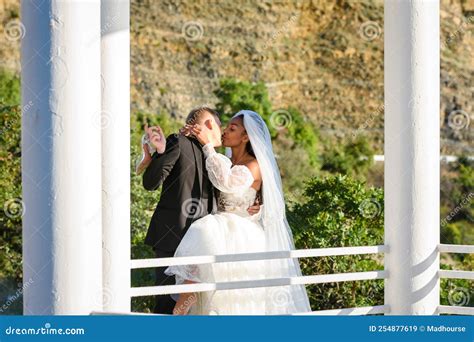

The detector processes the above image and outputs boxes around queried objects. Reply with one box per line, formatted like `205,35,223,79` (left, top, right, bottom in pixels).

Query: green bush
0,70,22,314
0,69,20,105
0,69,22,286
452,157,474,223
441,222,463,245
288,175,384,310
440,254,474,308
0,105,22,284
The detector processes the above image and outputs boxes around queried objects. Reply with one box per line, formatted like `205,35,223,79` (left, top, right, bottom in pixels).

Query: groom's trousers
153,248,176,314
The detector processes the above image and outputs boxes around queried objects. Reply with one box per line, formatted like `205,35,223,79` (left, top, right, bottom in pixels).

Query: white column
21,0,103,314
101,0,131,312
384,0,440,314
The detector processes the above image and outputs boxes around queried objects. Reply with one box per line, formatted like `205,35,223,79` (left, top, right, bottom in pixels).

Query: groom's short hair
186,107,220,125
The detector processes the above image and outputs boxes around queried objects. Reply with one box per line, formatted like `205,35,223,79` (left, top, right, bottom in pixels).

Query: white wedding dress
164,144,268,315
164,110,312,315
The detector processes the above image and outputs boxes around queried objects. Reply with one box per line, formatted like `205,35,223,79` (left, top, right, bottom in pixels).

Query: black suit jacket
143,133,217,252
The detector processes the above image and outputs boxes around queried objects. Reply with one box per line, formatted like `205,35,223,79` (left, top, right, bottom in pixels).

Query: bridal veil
226,110,312,314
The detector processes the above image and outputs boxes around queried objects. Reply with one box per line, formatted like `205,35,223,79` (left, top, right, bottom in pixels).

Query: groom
141,107,260,314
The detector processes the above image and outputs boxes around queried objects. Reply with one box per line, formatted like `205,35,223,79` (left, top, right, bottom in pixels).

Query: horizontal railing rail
130,270,387,297
130,245,387,302
439,270,474,280
438,244,473,316
127,243,473,315
438,244,473,281
438,244,474,254
130,245,388,269
294,305,390,316
438,305,474,315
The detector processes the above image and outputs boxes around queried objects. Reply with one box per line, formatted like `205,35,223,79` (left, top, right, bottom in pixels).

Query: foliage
441,222,463,246
274,138,317,197
285,107,319,166
0,70,22,314
288,175,384,310
321,135,374,179
0,69,20,105
0,105,22,284
440,155,474,268
440,255,474,308
0,69,22,285
451,157,474,223
214,78,273,131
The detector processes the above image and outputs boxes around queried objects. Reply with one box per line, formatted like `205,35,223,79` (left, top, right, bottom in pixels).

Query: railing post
21,0,103,314
101,0,131,312
384,0,440,314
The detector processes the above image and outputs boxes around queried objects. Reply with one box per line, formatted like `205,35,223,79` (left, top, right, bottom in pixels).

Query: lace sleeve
202,143,254,193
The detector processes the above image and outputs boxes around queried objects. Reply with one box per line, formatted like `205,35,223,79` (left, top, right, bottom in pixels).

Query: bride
164,110,311,315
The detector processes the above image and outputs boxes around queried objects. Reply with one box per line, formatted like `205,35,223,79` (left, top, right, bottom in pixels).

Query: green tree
214,78,273,131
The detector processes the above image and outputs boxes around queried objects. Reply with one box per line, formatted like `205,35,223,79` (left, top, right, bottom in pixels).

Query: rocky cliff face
2,0,472,154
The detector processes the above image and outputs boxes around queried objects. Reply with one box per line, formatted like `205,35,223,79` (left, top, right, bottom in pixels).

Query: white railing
371,155,474,163
299,305,390,316
130,245,387,315
437,244,474,315
130,270,388,298
438,244,474,254
125,243,473,315
130,245,388,269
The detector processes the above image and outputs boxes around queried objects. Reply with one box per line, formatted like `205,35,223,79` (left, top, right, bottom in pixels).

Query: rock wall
1,0,472,154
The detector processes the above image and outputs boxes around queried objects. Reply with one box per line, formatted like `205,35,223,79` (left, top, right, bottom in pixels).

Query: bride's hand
184,123,211,146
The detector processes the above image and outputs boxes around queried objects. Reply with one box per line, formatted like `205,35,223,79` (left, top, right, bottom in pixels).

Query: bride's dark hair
238,114,255,158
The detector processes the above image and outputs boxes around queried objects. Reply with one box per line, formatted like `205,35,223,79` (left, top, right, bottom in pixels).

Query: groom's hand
145,123,166,154
248,197,261,216
247,204,260,215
